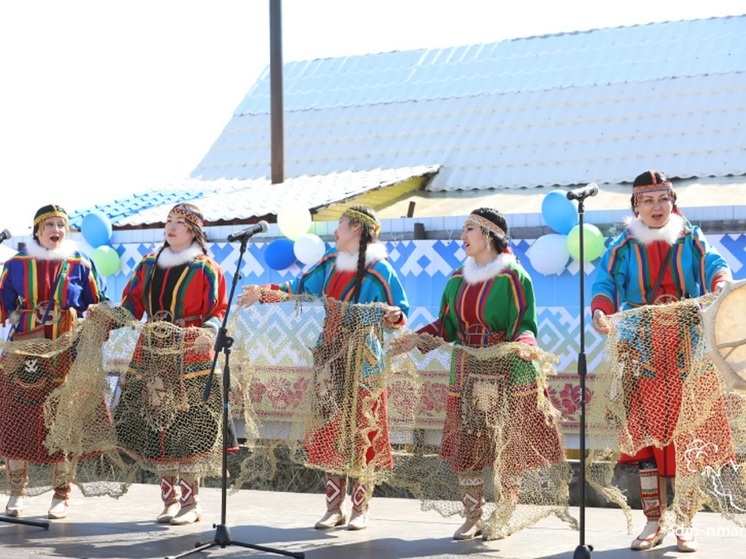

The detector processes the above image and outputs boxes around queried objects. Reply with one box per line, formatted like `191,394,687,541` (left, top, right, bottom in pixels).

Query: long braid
352,233,370,303
343,205,380,303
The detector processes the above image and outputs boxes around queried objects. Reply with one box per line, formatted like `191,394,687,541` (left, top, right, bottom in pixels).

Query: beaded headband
466,214,506,237
170,205,204,230
34,208,69,231
343,208,381,235
632,173,673,206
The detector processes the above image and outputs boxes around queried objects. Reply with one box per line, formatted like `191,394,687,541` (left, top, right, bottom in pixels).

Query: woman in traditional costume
116,202,231,525
591,170,733,552
0,204,104,519
392,207,568,541
238,205,408,531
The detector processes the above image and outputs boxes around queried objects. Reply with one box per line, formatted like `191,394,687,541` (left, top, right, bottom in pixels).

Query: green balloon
92,245,121,276
566,224,605,262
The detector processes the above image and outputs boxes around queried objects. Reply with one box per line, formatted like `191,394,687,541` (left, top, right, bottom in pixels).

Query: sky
1,0,744,237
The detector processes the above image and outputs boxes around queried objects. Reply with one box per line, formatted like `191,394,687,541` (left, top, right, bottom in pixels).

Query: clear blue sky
1,0,743,235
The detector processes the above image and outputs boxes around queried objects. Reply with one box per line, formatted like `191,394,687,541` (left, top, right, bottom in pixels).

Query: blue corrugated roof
191,14,746,192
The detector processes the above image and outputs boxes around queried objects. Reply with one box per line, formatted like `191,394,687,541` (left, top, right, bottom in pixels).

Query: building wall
87,219,746,447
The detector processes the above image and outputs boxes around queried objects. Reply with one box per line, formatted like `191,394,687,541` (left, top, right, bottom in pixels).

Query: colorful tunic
591,214,733,476
418,253,565,472
0,240,104,462
271,243,409,474
115,244,231,464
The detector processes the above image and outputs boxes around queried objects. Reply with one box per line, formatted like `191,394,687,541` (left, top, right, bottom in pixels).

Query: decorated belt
457,325,507,348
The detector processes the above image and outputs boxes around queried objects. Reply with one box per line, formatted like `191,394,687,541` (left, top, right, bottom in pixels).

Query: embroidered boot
48,461,72,520
347,480,371,530
156,474,181,523
315,475,347,529
5,459,27,517
170,473,201,525
454,471,484,540
631,464,666,551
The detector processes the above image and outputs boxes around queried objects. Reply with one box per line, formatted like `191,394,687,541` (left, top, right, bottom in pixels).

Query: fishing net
586,295,746,533
231,292,576,539
0,302,232,500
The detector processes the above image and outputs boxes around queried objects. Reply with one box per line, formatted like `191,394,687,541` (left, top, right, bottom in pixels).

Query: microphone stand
167,235,304,559
571,193,593,559
0,234,49,529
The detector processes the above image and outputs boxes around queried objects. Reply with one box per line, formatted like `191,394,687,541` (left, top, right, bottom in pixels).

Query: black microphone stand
167,234,304,559
570,192,593,559
0,234,49,530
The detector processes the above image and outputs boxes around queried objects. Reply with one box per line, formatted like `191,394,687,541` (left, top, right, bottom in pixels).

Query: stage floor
0,483,743,559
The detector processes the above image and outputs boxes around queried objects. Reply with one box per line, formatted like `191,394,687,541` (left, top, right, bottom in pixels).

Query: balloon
277,202,312,240
527,234,570,275
82,210,113,248
265,238,297,270
541,191,579,235
566,224,606,262
293,233,326,265
91,245,120,276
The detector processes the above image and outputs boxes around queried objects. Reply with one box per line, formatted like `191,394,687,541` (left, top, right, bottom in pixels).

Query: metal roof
69,166,438,229
192,14,746,192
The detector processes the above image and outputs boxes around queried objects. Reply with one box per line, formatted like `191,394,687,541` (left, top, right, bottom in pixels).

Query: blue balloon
82,211,113,248
265,238,296,270
541,191,579,235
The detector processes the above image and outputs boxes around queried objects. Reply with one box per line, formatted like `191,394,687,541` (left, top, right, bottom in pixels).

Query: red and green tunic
418,253,565,473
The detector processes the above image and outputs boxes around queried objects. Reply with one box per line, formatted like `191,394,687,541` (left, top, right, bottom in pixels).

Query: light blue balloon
541,191,579,235
82,211,113,248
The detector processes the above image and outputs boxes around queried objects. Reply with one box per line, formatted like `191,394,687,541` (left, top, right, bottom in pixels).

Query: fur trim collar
25,239,77,261
626,213,684,245
155,243,204,268
335,242,388,272
463,253,516,284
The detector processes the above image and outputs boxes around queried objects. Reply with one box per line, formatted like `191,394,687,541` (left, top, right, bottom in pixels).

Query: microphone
566,183,599,201
0,229,11,244
226,220,269,242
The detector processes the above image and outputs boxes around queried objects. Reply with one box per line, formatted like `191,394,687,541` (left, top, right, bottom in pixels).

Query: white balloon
277,202,312,240
528,234,570,275
293,233,326,265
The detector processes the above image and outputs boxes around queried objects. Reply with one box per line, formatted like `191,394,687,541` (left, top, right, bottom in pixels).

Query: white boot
454,518,482,540
170,474,201,525
676,527,699,552
5,459,27,517
347,480,370,530
48,496,69,520
315,475,347,529
631,519,664,550
156,475,181,523
5,495,24,517
631,465,665,550
454,471,484,540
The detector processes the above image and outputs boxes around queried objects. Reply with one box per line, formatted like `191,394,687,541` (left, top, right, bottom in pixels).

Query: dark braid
471,207,510,252
346,205,380,303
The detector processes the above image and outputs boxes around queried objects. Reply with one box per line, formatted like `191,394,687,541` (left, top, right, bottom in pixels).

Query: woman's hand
237,285,262,308
382,305,404,325
516,344,538,362
713,280,730,295
194,330,215,353
592,309,611,335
